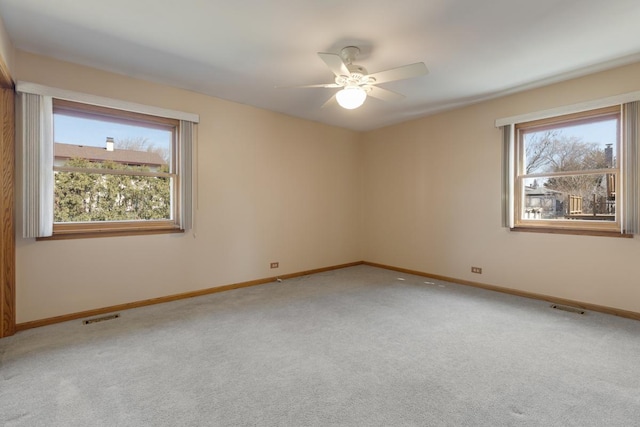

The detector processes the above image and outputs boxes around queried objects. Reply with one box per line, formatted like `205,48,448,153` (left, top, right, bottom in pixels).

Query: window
52,100,180,236
18,83,198,239
514,107,621,233
499,98,640,237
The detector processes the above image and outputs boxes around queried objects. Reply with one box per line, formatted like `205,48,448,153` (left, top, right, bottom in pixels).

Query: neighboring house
523,182,564,219
54,139,166,171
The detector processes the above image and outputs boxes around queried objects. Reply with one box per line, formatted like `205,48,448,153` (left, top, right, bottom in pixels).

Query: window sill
37,223,184,241
510,226,632,238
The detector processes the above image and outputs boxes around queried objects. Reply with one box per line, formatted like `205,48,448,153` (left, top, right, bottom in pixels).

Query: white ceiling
1,0,640,131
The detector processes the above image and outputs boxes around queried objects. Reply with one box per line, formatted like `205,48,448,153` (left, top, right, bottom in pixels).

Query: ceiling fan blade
294,83,342,88
367,86,406,102
318,52,349,77
367,62,428,84
276,83,342,89
321,94,338,109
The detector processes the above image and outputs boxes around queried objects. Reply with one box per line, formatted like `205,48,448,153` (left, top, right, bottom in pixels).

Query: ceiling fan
293,46,429,110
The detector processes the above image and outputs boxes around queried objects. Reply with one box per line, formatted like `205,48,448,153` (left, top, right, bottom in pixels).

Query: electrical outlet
471,266,482,274
270,262,279,269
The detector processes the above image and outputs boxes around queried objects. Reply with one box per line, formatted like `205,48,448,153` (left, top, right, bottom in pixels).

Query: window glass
53,100,177,224
515,107,620,230
522,118,618,175
521,175,615,221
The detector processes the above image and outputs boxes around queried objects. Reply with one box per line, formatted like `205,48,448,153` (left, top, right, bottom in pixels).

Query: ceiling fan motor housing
335,70,373,89
340,46,361,63
347,64,367,75
339,46,370,80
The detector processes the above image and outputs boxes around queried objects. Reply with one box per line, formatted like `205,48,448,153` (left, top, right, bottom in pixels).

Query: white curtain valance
495,90,640,128
16,81,200,124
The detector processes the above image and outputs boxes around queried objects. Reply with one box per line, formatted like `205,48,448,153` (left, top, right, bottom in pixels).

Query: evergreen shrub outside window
54,159,171,222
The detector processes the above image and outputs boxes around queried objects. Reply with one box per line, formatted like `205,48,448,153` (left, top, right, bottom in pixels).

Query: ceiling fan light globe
336,87,367,110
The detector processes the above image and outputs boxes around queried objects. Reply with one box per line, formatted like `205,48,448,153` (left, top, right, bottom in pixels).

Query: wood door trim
0,55,15,338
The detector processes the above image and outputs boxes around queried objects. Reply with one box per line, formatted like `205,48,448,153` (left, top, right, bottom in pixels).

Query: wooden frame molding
16,262,363,331
509,226,633,238
363,261,640,322
513,106,622,234
0,68,15,338
51,99,181,238
39,223,184,241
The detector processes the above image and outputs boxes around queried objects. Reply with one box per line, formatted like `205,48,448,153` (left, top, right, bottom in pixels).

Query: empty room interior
1,1,640,425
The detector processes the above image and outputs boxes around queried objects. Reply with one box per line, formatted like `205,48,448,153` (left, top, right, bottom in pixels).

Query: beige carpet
2,265,640,426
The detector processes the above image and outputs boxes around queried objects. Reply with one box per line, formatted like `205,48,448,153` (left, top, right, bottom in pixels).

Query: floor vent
550,304,585,315
83,314,120,325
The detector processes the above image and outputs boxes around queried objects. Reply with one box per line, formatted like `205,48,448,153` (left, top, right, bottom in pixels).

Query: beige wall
14,49,640,323
362,61,640,313
0,14,13,77
15,51,363,323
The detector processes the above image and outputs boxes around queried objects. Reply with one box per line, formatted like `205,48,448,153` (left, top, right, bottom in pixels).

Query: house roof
524,185,563,196
54,143,166,167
